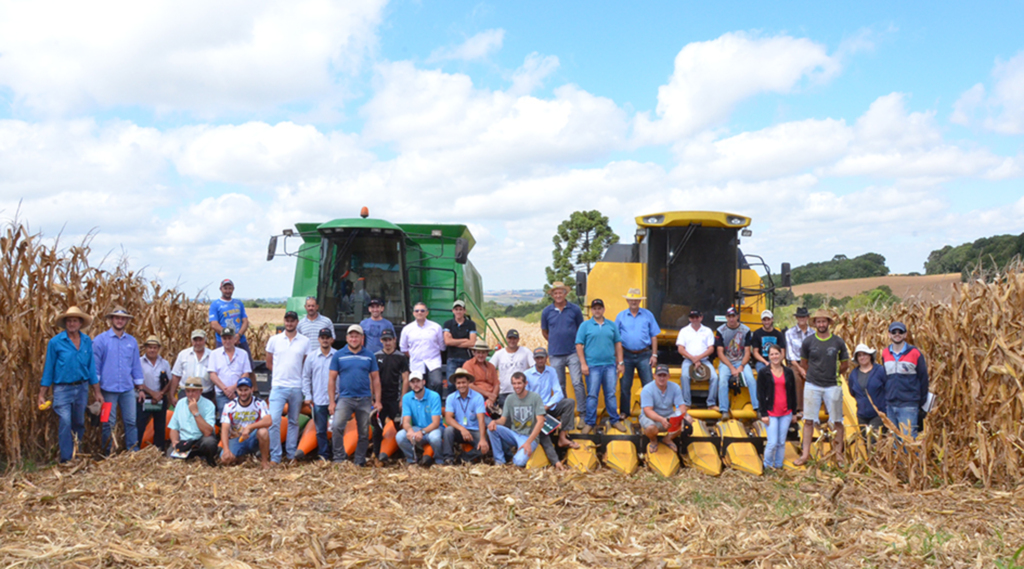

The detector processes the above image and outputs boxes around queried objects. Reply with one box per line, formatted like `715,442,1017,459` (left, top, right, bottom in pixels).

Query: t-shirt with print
208,298,248,344
747,328,787,361
221,397,270,440
502,390,545,436
714,323,751,366
800,334,850,388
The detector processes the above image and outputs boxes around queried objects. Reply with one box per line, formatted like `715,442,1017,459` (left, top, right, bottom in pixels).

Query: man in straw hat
795,309,850,466
93,305,145,454
441,368,489,465
138,335,172,452
167,377,219,465
541,281,585,406
616,288,660,420
39,306,101,463
464,337,499,410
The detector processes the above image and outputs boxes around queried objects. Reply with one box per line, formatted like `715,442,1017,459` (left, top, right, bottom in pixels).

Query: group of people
40,278,929,472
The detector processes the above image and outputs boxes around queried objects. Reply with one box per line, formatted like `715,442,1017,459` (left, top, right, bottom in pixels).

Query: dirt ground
1,450,1021,568
791,274,961,303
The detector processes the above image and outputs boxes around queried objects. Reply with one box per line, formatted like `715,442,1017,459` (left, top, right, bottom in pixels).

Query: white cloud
0,0,387,116
633,32,840,145
951,51,1024,134
427,29,505,62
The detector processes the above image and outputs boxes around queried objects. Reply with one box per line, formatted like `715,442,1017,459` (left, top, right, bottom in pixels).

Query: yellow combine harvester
577,211,793,476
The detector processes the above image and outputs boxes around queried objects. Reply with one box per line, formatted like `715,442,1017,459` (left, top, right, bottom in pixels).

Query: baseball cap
655,364,670,375
506,329,519,339
236,377,253,388
688,309,702,317
533,347,548,358
369,298,384,306
221,326,236,337
220,279,234,287
590,298,605,308
761,310,774,319
889,321,907,333
183,377,204,390
452,299,466,308
318,327,333,338
380,329,396,340
284,311,299,320
190,329,207,340
409,371,424,382
725,307,738,316
347,324,364,335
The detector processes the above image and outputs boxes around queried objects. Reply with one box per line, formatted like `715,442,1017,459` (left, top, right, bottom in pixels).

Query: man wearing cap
373,328,409,461
441,368,489,465
400,303,446,396
675,309,718,410
464,338,499,408
167,377,218,465
443,300,478,396
220,377,272,469
712,307,755,415
397,371,444,466
170,329,212,408
490,329,533,408
541,282,585,406
616,288,660,420
795,309,850,466
303,328,337,460
93,306,145,454
138,336,172,452
298,296,335,349
208,327,253,419
784,307,814,409
328,324,382,466
487,372,545,467
575,298,626,434
39,307,102,463
748,310,786,372
640,365,688,454
880,322,929,437
208,279,250,352
525,347,578,453
360,298,394,354
265,311,311,464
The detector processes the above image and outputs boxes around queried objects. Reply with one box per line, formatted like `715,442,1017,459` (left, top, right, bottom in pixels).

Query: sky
1,1,1022,299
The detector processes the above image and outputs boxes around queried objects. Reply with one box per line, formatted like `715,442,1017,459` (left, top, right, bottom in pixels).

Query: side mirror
781,262,792,288
267,236,278,261
575,270,587,298
454,238,469,264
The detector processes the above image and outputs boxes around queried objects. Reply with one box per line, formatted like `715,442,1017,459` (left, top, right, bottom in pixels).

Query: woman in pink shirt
756,344,797,470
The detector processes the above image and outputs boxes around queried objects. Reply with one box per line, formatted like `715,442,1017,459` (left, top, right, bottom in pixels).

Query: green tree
544,211,620,295
789,253,889,285
924,233,1024,276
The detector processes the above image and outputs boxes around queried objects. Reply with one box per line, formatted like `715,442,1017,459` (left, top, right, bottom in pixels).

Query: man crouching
219,377,272,469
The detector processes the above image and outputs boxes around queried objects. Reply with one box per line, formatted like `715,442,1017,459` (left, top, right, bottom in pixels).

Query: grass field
791,273,961,302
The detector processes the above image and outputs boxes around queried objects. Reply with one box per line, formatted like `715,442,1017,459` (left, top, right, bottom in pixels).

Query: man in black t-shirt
443,300,477,398
747,309,786,372
794,309,850,467
373,329,409,461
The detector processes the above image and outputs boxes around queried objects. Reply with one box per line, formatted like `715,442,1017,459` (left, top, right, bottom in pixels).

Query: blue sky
0,1,1022,299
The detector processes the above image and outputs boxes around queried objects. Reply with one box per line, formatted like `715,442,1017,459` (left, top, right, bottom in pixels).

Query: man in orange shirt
463,338,499,412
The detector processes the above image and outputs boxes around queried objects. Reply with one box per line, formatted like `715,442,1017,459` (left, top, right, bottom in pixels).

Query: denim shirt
41,331,98,386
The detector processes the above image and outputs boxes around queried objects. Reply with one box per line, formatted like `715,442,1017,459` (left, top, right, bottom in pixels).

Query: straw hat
105,305,133,320
144,335,161,346
623,288,646,300
55,306,93,329
548,282,569,295
810,309,834,324
449,368,475,382
472,337,490,352
688,362,711,382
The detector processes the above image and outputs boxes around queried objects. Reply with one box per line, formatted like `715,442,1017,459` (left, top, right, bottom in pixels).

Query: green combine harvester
266,208,489,337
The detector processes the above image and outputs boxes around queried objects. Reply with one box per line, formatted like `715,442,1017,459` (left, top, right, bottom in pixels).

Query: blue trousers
680,359,717,406
887,405,919,438
713,363,757,410
487,425,538,466
53,383,89,462
101,388,138,454
268,387,304,462
763,414,792,469
313,404,332,460
396,426,444,463
584,364,620,426
620,350,653,417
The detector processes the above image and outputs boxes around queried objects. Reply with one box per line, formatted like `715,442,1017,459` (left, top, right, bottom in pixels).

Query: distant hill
788,253,889,285
925,233,1024,276
484,289,545,306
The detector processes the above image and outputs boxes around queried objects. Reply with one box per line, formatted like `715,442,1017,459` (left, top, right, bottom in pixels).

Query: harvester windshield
646,225,737,330
318,232,407,326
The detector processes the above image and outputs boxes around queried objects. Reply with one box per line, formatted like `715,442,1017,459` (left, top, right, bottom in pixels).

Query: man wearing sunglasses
880,322,929,437
400,303,446,398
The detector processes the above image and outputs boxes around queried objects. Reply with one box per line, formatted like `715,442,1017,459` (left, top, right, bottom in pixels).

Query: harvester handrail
455,290,505,346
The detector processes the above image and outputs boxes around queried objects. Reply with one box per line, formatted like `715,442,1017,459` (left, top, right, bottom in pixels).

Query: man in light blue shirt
440,368,489,464
302,328,337,460
615,288,660,419
396,372,443,465
575,299,624,434
93,306,145,454
167,377,218,465
525,347,578,451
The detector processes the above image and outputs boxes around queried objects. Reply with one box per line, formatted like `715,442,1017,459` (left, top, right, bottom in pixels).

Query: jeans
396,426,444,463
332,397,372,465
887,405,919,437
268,387,304,462
137,396,169,451
101,389,139,454
754,361,768,373
550,353,585,404
53,383,89,463
215,393,232,422
445,357,468,399
620,350,653,417
442,427,481,462
313,404,332,460
426,367,444,399
584,364,620,426
680,359,717,406
713,363,756,410
487,425,538,466
763,414,793,469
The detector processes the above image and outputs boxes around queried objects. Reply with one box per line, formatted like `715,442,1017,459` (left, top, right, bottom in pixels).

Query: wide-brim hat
623,288,646,300
450,367,475,382
55,306,93,329
810,309,834,323
105,305,133,320
689,362,711,382
548,282,569,295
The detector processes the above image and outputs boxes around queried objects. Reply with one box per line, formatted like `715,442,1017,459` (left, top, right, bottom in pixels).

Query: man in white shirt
489,329,533,408
138,335,172,452
209,327,252,421
399,302,446,397
297,296,334,350
265,311,310,464
675,309,718,407
170,329,212,407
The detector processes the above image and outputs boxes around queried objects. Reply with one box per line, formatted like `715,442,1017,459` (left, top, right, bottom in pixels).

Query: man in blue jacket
880,322,929,437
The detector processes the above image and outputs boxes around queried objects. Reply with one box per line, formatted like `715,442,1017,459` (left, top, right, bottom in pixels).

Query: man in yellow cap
138,335,172,452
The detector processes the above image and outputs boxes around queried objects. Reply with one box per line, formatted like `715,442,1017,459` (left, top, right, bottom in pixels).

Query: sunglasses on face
413,309,426,313
890,330,905,335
